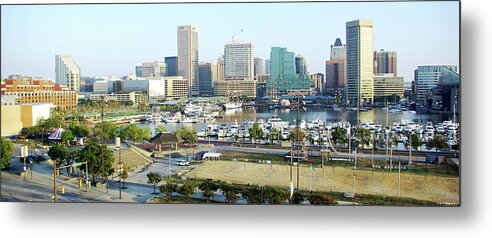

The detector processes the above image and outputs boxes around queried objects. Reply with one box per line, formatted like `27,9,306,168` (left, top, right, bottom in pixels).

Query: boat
184,104,203,115
181,117,197,123
224,102,243,110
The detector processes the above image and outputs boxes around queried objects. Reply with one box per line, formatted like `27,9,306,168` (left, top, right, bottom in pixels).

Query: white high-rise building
55,54,80,91
346,20,374,106
224,37,254,80
177,25,199,97
254,57,264,77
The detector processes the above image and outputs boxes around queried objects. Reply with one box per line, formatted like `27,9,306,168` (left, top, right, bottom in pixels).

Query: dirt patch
184,160,459,204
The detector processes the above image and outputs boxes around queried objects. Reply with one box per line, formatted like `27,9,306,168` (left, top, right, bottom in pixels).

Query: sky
1,1,459,83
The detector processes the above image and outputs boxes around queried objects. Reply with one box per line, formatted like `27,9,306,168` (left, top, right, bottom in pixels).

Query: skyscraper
135,61,167,78
254,57,264,78
325,38,346,97
224,37,254,80
374,49,397,76
217,56,225,81
177,25,199,96
414,65,459,103
265,59,270,74
330,37,346,61
55,54,80,91
310,73,324,95
346,20,374,106
266,47,310,96
295,55,308,75
165,56,178,76
198,62,217,96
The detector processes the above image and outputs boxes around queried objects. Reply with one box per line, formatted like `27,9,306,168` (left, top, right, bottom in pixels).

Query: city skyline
1,2,459,83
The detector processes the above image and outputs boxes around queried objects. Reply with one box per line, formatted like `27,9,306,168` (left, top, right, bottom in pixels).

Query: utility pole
296,95,300,191
409,132,413,166
398,157,401,197
116,137,122,200
53,159,57,202
168,146,171,178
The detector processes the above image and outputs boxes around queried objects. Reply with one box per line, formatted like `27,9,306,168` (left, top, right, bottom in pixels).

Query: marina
132,102,459,152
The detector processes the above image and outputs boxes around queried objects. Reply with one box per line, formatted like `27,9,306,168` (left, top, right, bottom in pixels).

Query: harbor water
137,106,452,136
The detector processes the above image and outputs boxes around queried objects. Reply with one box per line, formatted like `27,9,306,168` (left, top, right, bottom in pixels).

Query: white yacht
224,102,243,110
181,117,197,123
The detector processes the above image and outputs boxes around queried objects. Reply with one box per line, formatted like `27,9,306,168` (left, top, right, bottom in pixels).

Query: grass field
184,160,459,204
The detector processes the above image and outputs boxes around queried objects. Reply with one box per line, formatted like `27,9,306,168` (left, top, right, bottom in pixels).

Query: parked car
177,160,190,166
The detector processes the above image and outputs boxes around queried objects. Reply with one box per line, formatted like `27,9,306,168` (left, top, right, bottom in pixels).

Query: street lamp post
100,95,109,194
116,137,122,200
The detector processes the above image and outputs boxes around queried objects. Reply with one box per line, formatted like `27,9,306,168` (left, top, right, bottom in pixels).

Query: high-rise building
198,62,217,96
165,56,178,76
373,73,404,98
325,38,346,97
414,65,459,103
55,54,80,91
135,61,167,78
295,55,308,75
177,25,199,96
266,47,311,96
374,49,397,76
346,20,374,106
254,57,264,78
330,38,346,61
213,80,256,98
265,59,270,74
224,37,254,80
217,56,225,81
310,73,324,95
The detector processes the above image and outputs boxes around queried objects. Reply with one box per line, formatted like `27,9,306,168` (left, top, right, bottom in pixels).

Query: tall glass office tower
266,47,310,96
346,19,374,106
177,25,199,97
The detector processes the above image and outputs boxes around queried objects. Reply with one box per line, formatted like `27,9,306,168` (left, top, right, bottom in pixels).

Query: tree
355,128,371,149
268,128,280,144
219,183,240,204
160,182,178,201
241,186,262,204
155,125,168,135
410,133,422,150
68,122,89,138
175,127,197,144
147,172,162,194
120,124,150,143
0,137,14,169
60,130,74,145
76,141,115,184
308,194,336,205
40,117,62,130
180,182,195,202
288,128,306,143
426,135,448,151
198,181,218,203
264,186,288,204
47,144,69,166
248,122,264,144
93,121,117,143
